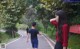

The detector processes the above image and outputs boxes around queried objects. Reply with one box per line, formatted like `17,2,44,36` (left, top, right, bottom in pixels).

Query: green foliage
36,20,44,31
0,0,80,28
68,34,80,49
34,0,80,25
0,0,28,37
5,0,27,26
0,32,10,43
16,23,28,29
0,0,27,27
26,0,39,8
0,32,19,43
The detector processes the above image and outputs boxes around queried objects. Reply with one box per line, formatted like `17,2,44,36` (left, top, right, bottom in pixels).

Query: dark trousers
54,42,63,49
31,39,38,48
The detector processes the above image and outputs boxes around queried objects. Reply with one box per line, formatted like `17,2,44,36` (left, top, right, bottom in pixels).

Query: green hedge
68,34,80,49
0,32,19,43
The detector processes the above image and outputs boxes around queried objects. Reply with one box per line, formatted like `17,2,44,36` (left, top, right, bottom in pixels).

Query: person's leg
32,48,38,49
34,40,38,49
31,40,35,49
32,40,37,49
33,47,38,49
54,42,63,49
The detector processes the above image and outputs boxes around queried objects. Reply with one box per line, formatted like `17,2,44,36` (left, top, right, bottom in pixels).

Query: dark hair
32,22,36,26
55,10,67,40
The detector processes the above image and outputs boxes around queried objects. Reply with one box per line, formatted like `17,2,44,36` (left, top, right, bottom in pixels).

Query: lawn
0,32,19,43
68,34,80,49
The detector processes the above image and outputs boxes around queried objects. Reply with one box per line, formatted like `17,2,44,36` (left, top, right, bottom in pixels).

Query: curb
0,38,21,49
6,33,23,46
42,33,56,44
42,33,56,49
6,37,21,46
6,31,23,46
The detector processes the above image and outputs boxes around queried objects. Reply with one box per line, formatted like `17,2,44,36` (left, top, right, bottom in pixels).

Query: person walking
27,22,40,49
26,27,29,33
50,10,69,49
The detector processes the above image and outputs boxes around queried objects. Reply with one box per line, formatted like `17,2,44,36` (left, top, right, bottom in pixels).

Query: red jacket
50,20,69,47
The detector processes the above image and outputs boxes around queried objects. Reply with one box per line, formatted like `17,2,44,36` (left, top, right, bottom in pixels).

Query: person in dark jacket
50,10,69,49
27,22,41,49
26,27,29,33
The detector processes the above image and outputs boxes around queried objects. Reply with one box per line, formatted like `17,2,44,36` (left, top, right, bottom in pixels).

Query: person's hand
63,47,67,49
39,32,42,35
50,18,56,22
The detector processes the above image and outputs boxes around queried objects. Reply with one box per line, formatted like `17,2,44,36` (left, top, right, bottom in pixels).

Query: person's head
55,10,67,24
32,22,36,27
55,10,68,38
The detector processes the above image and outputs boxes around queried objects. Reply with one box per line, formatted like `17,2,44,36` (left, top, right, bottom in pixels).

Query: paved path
6,30,53,49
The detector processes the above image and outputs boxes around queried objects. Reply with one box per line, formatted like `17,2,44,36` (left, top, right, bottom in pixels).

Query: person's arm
62,24,69,49
38,32,42,35
26,28,29,33
63,47,67,49
50,18,56,22
27,33,30,42
50,18,57,27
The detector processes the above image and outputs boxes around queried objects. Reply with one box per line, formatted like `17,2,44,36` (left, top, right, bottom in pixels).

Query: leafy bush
0,32,19,43
68,34,80,49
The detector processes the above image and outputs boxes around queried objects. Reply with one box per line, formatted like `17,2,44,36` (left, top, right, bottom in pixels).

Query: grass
68,34,80,49
0,32,10,43
45,26,56,40
0,32,20,43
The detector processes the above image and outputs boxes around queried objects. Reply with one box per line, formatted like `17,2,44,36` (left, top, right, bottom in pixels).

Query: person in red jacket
50,10,69,49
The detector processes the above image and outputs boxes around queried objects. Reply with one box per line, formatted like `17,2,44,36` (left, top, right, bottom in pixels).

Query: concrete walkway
6,30,54,49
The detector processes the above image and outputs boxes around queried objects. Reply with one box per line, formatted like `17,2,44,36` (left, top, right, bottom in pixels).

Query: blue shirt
29,29,39,40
